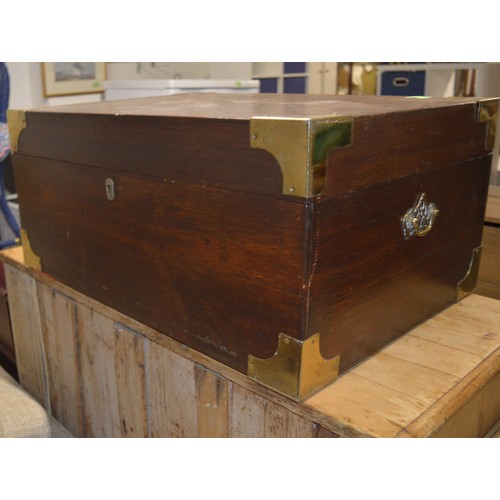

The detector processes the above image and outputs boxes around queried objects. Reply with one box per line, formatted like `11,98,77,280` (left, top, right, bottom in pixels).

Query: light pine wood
229,383,267,438
78,305,148,437
262,399,289,438
475,280,500,301
477,225,500,300
398,351,500,437
3,265,47,408
1,248,499,438
38,284,83,436
195,365,230,437
305,371,428,438
147,341,198,437
427,372,500,438
285,412,318,438
485,185,500,224
476,188,500,299
352,353,460,407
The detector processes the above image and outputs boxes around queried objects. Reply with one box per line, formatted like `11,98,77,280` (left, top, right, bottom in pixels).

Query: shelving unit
251,62,338,94
376,62,485,97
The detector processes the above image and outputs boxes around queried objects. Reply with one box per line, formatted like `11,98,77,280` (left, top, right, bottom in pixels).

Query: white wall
106,62,252,80
107,62,213,80
6,62,45,109
6,62,102,109
5,62,252,110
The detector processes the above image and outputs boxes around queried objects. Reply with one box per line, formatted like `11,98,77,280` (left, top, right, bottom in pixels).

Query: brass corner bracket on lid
20,229,42,272
250,116,352,198
248,332,340,401
7,109,27,153
477,99,498,151
456,246,482,301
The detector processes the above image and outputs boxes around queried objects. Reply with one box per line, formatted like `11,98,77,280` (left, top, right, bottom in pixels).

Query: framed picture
42,62,106,97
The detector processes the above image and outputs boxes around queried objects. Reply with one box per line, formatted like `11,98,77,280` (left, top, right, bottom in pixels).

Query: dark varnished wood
12,94,494,376
308,156,491,371
19,114,283,198
14,156,307,371
324,104,488,197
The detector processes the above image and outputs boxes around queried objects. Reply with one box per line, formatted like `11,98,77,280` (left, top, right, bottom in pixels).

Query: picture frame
42,62,106,97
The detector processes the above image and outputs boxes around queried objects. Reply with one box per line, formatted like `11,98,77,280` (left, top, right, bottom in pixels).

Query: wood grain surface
476,187,500,300
3,266,47,408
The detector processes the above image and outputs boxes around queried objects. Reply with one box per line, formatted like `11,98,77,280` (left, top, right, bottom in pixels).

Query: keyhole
105,178,115,201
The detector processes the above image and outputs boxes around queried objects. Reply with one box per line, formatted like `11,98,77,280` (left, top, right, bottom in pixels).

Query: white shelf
376,63,483,72
376,63,486,96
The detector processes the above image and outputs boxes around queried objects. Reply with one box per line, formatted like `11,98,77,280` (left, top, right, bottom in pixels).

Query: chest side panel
14,155,308,372
308,155,491,373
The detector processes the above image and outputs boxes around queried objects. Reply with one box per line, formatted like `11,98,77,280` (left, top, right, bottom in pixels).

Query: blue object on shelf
257,78,278,93
381,70,426,96
284,77,306,94
284,62,306,74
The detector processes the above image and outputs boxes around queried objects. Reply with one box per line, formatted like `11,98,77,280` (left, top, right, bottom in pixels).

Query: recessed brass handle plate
401,193,439,241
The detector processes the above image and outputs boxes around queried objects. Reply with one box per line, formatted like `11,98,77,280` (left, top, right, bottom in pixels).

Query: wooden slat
432,372,500,438
195,365,230,438
317,427,340,438
78,306,148,437
352,353,459,407
229,384,267,437
285,412,318,438
408,296,500,357
475,281,500,301
4,264,47,408
485,418,500,437
478,251,500,285
306,372,428,438
479,226,500,281
485,186,500,224
397,350,500,437
262,400,289,438
477,225,500,300
38,285,83,436
147,341,198,437
381,335,483,377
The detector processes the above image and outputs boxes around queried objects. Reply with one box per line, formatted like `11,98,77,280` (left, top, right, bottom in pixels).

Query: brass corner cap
20,228,42,271
457,246,482,301
250,116,352,198
7,109,27,153
477,99,498,151
248,332,339,401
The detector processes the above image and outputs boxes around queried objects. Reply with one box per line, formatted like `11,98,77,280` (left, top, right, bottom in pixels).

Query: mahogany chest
8,94,498,400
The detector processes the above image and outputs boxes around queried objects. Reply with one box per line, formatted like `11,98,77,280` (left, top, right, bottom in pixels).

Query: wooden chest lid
10,94,499,200
31,93,491,120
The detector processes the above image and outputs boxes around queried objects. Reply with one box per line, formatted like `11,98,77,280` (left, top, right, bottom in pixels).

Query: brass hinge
250,116,352,198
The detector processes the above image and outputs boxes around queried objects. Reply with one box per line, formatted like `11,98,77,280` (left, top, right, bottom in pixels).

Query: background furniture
1,247,498,438
0,364,71,437
477,185,500,300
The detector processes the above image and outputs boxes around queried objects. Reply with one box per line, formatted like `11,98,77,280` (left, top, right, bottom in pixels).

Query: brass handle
401,193,439,241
